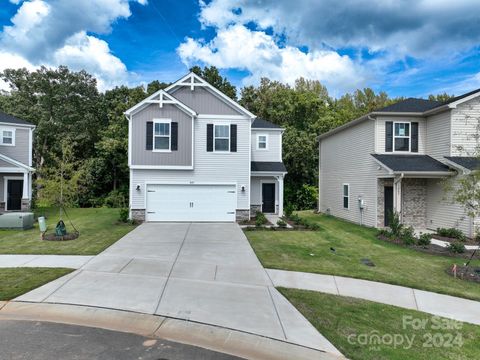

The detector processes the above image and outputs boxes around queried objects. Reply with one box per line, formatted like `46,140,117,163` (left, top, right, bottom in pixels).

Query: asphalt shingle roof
251,161,287,172
445,156,480,171
376,98,443,113
251,118,282,129
0,111,34,126
371,154,451,172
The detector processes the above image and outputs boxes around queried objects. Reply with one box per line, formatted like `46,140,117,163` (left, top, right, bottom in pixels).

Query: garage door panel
146,184,236,222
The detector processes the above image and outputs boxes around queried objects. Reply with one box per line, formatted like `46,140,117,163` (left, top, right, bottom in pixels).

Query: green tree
190,65,237,100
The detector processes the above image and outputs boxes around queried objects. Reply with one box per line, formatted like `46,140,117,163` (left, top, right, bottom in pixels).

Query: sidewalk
0,255,93,268
267,269,480,326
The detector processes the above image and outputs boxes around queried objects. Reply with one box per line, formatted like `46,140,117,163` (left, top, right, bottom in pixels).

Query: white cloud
0,0,147,91
178,24,367,94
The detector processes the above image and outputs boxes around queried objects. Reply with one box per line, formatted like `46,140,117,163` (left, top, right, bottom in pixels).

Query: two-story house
0,111,35,211
125,72,286,222
318,89,480,237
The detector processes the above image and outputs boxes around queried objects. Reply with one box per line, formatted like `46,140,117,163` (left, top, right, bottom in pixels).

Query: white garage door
146,184,236,222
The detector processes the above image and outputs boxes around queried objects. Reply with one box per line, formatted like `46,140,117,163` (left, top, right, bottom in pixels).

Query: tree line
0,65,451,210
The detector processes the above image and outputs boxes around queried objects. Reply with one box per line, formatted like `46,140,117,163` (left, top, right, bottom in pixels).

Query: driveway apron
16,222,340,355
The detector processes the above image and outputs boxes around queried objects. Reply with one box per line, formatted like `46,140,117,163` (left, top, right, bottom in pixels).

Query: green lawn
281,288,480,360
0,268,72,301
246,211,480,301
0,208,136,255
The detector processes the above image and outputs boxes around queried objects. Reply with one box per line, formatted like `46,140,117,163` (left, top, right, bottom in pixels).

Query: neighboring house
125,72,286,222
318,89,480,237
0,111,35,212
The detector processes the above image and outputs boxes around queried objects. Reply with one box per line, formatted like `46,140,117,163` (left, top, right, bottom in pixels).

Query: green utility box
0,212,34,229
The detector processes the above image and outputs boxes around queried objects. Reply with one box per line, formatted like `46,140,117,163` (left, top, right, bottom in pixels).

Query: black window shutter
171,122,178,151
385,121,393,152
230,124,237,152
206,124,213,152
411,122,418,152
146,121,153,150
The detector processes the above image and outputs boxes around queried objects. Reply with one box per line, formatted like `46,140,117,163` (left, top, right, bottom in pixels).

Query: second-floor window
257,134,268,150
214,124,230,151
394,122,410,152
154,121,170,151
0,129,14,146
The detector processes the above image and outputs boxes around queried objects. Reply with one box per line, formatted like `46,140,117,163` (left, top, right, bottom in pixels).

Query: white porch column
22,171,29,199
393,176,402,221
278,175,284,217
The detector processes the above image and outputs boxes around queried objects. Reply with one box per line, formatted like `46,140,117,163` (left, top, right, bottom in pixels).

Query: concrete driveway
16,223,340,355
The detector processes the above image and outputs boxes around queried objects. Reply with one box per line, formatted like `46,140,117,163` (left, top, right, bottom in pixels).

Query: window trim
0,127,15,146
152,119,171,152
256,133,269,150
213,123,230,152
343,183,350,209
393,121,411,153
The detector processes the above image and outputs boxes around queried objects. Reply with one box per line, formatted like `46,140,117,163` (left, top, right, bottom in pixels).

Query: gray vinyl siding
320,119,377,227
170,86,241,115
131,104,192,166
251,130,282,162
375,116,426,154
0,127,29,165
451,97,480,156
426,178,473,236
131,117,250,210
426,110,451,160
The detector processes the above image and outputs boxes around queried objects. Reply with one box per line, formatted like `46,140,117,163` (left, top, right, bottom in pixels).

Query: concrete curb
0,301,346,360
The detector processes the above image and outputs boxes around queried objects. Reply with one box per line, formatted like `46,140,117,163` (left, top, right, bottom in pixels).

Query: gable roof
251,118,283,129
376,98,442,113
0,111,35,127
124,89,196,117
165,72,256,118
444,156,480,172
0,153,34,171
371,154,451,174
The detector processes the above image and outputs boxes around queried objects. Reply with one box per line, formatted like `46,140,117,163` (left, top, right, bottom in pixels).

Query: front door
262,183,275,213
7,179,23,211
384,186,394,226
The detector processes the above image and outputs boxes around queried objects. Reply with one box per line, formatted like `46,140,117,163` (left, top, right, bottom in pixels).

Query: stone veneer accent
401,178,427,229
21,199,30,211
250,205,262,214
377,178,393,227
131,209,145,222
236,209,250,222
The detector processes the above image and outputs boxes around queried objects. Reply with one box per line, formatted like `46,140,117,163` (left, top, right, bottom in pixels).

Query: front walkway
9,223,341,356
268,269,480,326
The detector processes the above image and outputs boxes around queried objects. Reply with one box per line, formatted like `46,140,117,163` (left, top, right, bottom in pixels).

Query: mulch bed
377,234,476,259
447,265,480,283
433,234,479,246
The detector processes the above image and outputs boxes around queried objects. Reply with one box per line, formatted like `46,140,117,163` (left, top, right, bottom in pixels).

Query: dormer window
394,122,410,152
0,128,15,146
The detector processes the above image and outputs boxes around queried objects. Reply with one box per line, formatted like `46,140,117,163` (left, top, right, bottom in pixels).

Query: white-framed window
153,119,171,151
0,128,15,146
343,184,349,209
257,134,268,150
214,124,230,151
393,122,410,152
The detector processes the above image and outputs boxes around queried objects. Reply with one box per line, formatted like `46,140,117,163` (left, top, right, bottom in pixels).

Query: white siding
131,117,250,210
320,119,377,227
451,97,480,156
426,110,451,160
250,176,279,209
251,130,282,162
375,116,426,154
426,178,473,236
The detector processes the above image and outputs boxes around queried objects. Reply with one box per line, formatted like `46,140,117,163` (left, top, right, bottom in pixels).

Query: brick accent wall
402,178,427,229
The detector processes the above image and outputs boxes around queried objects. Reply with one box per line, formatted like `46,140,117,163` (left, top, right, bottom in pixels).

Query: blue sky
1,0,480,98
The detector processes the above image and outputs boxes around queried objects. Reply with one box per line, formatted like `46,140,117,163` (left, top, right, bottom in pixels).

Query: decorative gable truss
124,89,197,117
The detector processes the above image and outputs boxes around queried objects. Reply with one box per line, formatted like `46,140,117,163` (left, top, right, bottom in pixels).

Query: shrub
103,189,128,208
377,228,393,239
436,228,466,242
288,213,301,224
400,226,416,246
118,208,129,223
284,204,294,218
417,233,432,246
276,219,287,228
388,211,403,237
448,242,466,254
255,211,268,227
